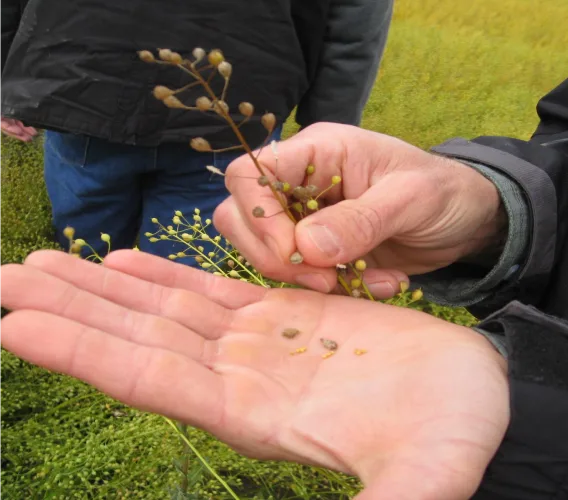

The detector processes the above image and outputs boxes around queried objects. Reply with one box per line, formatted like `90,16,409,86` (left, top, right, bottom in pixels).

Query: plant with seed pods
137,46,397,300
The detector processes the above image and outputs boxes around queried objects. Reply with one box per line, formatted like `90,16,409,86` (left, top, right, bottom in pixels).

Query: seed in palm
320,338,338,351
282,328,300,339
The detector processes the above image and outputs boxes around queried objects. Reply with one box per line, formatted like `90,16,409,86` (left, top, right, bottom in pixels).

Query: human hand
1,250,509,499
1,117,38,142
214,123,504,296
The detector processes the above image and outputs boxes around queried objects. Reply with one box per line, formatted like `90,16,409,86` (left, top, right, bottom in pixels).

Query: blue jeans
43,129,280,265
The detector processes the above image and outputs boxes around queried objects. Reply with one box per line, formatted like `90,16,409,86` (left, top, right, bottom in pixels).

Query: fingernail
367,281,395,298
296,273,332,293
305,224,340,258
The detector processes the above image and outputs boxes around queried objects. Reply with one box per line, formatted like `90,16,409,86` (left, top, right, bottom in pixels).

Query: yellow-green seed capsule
192,47,206,62
100,233,111,243
354,259,367,272
167,225,173,231
175,210,183,217
331,175,342,185
207,49,224,67
149,237,159,243
160,235,168,240
306,165,315,176
193,215,201,222
208,251,215,257
70,243,82,254
153,85,173,100
306,199,318,211
351,278,362,289
198,246,204,252
214,235,221,242
74,238,86,247
168,254,177,260
202,234,210,240
261,112,276,132
144,232,153,237
205,218,212,224
400,281,409,294
194,208,201,215
292,202,304,213
151,217,158,223
411,289,424,301
282,182,291,193
195,256,204,263
168,229,176,235
182,233,192,241
229,270,239,278
201,262,212,269
177,252,185,258
172,216,181,225
158,48,173,61
63,227,75,239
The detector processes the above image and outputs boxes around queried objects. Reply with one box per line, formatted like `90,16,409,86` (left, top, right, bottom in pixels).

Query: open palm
1,250,508,499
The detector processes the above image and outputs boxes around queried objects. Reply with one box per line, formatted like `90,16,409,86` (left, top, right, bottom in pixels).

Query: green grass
2,0,566,498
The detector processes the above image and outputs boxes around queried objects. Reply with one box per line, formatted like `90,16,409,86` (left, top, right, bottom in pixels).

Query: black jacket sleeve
432,79,568,320
1,0,26,70
472,302,568,499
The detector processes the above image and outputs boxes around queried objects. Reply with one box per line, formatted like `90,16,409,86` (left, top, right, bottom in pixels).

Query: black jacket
1,0,392,148
434,79,568,498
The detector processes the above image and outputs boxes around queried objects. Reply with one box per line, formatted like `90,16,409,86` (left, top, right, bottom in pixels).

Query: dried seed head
331,175,342,185
257,175,270,187
196,96,212,111
320,338,338,351
291,202,304,214
192,47,206,62
351,278,362,289
217,61,232,78
290,251,304,264
261,112,276,132
238,102,254,117
400,281,409,294
306,165,315,176
306,199,319,211
292,186,309,201
306,184,319,196
190,137,212,152
100,233,111,243
252,206,265,218
411,289,424,301
227,259,235,268
158,48,174,61
138,50,155,63
354,259,367,272
63,226,75,240
282,328,300,339
163,95,186,109
351,289,362,298
206,165,225,176
273,181,284,191
207,49,225,67
213,100,229,116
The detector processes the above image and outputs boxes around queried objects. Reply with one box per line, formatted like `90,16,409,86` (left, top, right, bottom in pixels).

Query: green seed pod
229,270,240,278
175,210,183,217
151,217,158,223
70,243,83,254
306,199,319,211
74,238,86,246
190,138,212,152
331,175,342,185
292,202,304,213
201,262,212,269
282,182,291,193
149,237,159,242
168,254,177,260
181,233,192,241
411,289,424,301
306,165,315,176
400,281,409,293
238,102,254,117
168,229,176,235
144,232,153,237
351,278,362,289
172,216,181,225
207,49,224,66
100,233,111,243
354,259,367,272
63,226,75,240
198,246,204,252
208,251,215,257
160,235,168,240
177,252,185,258
195,256,204,263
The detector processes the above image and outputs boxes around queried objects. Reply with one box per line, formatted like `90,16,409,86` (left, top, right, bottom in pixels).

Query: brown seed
213,100,229,116
306,184,319,196
158,48,174,61
351,289,362,298
261,112,276,132
290,251,304,265
292,186,309,201
320,338,338,351
290,347,308,355
252,206,265,218
190,137,212,152
281,328,300,339
238,102,254,117
196,96,212,111
138,50,155,63
257,176,270,187
227,259,235,268
169,51,182,64
153,85,173,100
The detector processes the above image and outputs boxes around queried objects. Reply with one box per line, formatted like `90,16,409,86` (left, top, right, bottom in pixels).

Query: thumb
295,180,414,266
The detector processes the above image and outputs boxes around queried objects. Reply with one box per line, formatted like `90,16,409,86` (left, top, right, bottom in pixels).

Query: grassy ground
2,0,566,498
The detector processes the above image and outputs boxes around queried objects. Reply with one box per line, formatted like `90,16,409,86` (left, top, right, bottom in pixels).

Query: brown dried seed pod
138,50,155,63
163,96,185,109
238,102,254,117
169,51,182,64
261,112,276,132
218,61,232,78
153,85,174,100
192,47,206,62
227,259,235,268
257,176,270,187
320,338,338,351
196,96,212,111
273,181,284,191
292,186,309,201
213,100,229,116
281,328,300,339
158,48,174,61
190,137,212,152
306,184,319,196
351,289,362,298
252,206,265,218
290,251,304,265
